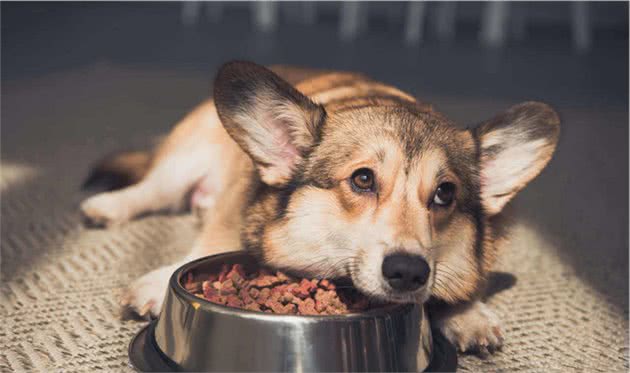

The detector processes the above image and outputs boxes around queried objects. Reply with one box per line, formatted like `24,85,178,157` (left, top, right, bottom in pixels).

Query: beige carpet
1,64,628,372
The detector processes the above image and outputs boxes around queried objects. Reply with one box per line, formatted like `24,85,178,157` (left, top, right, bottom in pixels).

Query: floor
2,3,628,371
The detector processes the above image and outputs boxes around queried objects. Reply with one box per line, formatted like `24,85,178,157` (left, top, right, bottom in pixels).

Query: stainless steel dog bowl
128,252,457,372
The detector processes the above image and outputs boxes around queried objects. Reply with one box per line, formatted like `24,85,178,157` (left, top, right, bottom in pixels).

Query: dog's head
214,61,559,304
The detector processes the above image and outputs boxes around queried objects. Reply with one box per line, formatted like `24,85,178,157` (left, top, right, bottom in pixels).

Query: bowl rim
170,251,417,321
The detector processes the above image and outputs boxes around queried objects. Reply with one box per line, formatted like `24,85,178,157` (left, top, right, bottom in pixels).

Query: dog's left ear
475,102,560,215
213,61,326,186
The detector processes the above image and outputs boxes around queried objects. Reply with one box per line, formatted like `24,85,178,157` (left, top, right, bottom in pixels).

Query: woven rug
2,64,628,372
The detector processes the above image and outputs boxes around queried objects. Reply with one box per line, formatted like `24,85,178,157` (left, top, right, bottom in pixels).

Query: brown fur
81,61,559,354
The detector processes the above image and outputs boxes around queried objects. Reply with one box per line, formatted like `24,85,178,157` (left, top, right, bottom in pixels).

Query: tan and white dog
81,61,559,354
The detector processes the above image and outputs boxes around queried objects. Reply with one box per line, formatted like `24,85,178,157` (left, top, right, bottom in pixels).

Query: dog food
183,264,377,315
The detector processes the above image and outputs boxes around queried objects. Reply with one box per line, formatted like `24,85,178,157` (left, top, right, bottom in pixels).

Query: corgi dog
81,61,559,354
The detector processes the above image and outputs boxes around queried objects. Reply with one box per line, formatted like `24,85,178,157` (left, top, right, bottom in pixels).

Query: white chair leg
253,1,278,33
435,2,457,42
479,1,509,48
339,2,365,41
405,1,426,45
572,2,591,53
181,1,202,27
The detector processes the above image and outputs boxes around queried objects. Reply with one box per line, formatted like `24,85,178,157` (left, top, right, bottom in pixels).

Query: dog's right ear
213,61,326,187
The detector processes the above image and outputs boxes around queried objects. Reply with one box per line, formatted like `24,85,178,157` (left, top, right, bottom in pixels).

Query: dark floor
2,2,629,309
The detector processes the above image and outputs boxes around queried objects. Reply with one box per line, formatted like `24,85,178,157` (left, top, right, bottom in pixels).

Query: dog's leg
81,101,228,226
120,242,237,318
80,154,210,226
433,300,504,355
121,166,250,317
121,214,244,318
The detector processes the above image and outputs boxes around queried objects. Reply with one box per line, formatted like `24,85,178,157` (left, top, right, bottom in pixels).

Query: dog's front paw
120,265,176,318
434,301,504,356
80,193,131,227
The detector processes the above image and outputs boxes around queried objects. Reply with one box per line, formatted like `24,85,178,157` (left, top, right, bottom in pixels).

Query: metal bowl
128,252,456,372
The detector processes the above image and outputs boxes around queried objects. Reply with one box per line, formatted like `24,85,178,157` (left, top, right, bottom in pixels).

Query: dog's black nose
382,254,430,292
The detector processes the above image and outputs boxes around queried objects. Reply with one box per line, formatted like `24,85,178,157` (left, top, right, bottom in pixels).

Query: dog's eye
433,182,456,207
350,168,375,192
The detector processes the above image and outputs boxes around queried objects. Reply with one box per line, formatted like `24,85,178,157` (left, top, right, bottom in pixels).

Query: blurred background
1,2,628,371
2,1,628,103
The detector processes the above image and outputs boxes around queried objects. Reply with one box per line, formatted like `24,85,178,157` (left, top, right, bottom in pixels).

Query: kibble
183,264,377,315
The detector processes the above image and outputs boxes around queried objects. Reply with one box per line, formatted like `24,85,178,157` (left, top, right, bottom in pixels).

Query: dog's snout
382,254,430,292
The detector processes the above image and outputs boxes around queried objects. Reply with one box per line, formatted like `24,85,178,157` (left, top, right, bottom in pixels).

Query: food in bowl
183,263,382,315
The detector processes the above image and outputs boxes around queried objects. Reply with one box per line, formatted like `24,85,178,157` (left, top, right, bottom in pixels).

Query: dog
80,61,559,354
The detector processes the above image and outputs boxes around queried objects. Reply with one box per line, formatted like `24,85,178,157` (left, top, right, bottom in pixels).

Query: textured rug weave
1,65,628,372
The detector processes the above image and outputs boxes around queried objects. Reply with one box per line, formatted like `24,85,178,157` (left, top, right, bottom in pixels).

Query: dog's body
81,62,559,354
